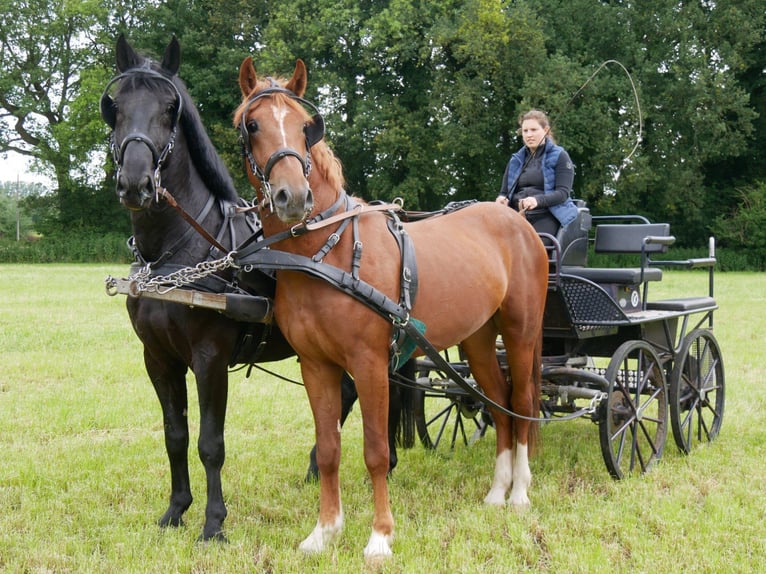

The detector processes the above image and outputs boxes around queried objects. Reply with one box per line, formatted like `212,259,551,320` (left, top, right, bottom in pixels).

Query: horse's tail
528,334,543,457
394,359,417,449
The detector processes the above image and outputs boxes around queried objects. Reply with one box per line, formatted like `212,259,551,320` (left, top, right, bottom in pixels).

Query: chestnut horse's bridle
237,84,325,210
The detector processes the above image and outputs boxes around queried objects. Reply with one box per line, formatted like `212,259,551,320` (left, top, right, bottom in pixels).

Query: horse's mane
234,79,345,193
119,61,239,203
176,78,239,202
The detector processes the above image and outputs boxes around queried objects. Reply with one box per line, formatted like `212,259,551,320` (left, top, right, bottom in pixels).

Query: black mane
175,77,239,203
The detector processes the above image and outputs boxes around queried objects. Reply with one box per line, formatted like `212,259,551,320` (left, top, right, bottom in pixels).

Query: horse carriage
407,202,724,480
102,36,724,557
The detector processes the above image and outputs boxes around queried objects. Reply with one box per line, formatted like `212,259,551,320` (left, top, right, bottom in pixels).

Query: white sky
0,151,49,185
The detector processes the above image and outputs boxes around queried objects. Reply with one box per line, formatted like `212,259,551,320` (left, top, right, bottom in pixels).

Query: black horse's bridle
101,67,184,200
237,84,325,211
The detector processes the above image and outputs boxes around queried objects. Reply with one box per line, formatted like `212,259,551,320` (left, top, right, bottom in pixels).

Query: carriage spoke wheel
599,340,668,479
413,366,492,450
669,329,725,454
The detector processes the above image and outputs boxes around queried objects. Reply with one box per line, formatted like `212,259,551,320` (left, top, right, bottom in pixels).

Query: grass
1,264,765,573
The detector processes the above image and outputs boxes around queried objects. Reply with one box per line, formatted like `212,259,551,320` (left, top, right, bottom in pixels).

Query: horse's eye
246,120,258,134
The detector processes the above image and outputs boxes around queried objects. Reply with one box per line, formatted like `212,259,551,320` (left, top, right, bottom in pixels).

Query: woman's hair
517,109,557,143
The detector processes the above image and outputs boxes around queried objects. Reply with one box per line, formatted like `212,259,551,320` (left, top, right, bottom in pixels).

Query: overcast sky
1,151,48,184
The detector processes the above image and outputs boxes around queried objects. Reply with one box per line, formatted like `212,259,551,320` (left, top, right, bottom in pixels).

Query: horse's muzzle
117,173,155,210
273,186,314,224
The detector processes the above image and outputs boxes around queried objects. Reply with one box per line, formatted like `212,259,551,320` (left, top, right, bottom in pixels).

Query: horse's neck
131,157,222,265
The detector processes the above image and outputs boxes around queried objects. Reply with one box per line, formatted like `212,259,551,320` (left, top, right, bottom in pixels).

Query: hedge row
0,234,761,271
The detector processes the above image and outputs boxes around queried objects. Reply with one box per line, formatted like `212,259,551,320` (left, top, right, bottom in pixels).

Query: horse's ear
285,59,308,98
162,36,181,76
116,33,142,72
239,56,258,97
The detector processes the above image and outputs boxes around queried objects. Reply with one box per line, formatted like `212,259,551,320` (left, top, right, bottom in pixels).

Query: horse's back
404,202,547,347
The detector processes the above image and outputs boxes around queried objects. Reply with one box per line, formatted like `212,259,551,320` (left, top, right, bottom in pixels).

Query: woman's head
518,109,554,150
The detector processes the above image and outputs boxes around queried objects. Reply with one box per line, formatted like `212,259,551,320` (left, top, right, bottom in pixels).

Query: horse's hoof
508,496,531,511
197,530,227,543
158,514,184,528
363,530,393,559
299,517,343,554
483,489,507,506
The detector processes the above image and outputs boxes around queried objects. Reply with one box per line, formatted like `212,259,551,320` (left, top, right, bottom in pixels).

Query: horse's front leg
353,357,395,558
299,359,345,553
305,371,357,482
145,353,193,528
194,359,229,541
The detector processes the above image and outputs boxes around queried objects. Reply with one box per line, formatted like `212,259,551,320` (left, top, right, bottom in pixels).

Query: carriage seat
564,223,671,284
560,222,673,313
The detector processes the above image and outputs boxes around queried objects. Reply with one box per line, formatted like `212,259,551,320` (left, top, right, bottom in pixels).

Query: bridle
237,84,325,212
100,66,184,202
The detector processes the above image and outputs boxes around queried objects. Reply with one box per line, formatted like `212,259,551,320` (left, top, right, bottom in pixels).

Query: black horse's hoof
197,530,227,543
158,514,185,529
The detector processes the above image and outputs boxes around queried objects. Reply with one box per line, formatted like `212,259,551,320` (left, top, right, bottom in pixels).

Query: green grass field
1,264,764,573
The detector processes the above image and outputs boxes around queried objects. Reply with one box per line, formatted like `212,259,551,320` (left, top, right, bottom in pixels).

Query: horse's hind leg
503,337,541,509
145,354,194,529
461,327,515,507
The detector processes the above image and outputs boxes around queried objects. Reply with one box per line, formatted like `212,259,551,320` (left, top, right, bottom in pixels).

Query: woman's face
521,119,547,151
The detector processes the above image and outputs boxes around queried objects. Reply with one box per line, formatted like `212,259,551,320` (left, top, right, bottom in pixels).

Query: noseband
237,85,325,211
101,67,184,199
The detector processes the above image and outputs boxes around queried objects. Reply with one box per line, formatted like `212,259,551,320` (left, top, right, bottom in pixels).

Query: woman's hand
518,196,538,213
495,196,509,206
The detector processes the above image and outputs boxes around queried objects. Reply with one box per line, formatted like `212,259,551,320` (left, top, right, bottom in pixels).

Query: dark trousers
526,210,560,244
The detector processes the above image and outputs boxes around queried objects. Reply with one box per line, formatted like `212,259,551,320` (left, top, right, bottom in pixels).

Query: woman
496,110,578,238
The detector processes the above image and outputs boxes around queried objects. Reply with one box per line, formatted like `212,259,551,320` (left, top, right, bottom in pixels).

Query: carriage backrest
594,223,671,254
555,200,592,266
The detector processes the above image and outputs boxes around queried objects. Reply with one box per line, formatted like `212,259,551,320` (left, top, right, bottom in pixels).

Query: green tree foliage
713,182,766,266
528,0,763,245
0,180,39,239
0,0,764,258
0,0,125,234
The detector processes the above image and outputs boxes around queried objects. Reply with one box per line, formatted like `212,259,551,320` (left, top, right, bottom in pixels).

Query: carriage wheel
413,363,492,450
669,329,725,454
598,340,668,479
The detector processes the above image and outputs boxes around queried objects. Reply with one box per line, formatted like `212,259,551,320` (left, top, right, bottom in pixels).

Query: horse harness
234,191,419,368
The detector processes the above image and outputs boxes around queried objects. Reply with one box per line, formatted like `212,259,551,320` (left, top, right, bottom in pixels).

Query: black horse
102,35,412,541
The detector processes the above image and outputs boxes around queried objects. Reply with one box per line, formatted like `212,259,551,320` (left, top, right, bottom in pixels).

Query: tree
255,0,549,209
0,180,40,239
528,0,764,245
0,0,122,232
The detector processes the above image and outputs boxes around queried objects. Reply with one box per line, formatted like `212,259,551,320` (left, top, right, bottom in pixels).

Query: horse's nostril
305,189,314,211
273,188,289,208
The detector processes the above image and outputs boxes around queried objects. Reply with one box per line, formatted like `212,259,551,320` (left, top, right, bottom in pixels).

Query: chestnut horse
234,57,548,558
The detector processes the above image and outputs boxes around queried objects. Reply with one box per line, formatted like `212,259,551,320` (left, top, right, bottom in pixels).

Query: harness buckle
290,222,307,237
390,312,410,328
